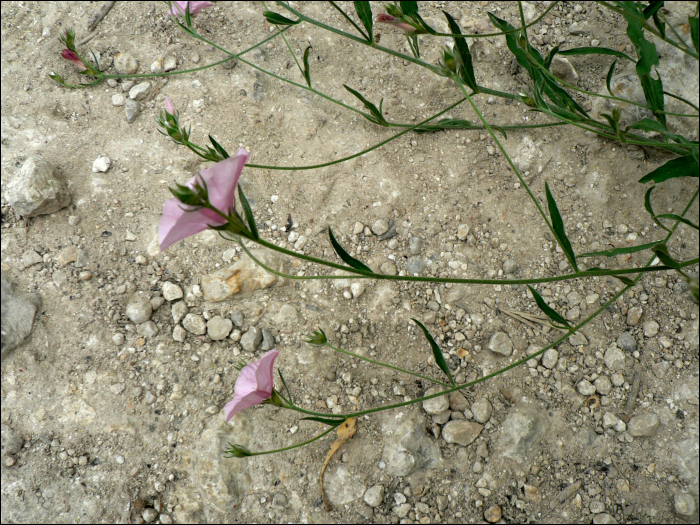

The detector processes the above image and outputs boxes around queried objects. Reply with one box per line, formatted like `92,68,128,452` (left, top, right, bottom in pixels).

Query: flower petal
198,149,250,214
158,198,221,251
254,349,278,393
225,390,270,421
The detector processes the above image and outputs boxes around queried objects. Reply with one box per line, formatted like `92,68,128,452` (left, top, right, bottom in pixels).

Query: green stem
328,1,369,40
323,342,450,387
240,234,697,286
245,424,338,456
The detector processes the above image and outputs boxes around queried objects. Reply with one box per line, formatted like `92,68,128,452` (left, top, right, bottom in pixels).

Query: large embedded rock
201,249,285,301
5,158,71,217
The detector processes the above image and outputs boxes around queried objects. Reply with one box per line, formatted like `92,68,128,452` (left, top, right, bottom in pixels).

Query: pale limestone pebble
207,316,233,340
56,246,88,267
126,293,152,324
457,224,470,240
125,99,141,123
489,331,513,356
442,420,483,446
604,346,626,371
162,281,184,301
643,320,659,338
323,466,366,506
5,158,71,217
484,504,502,523
172,325,186,343
129,81,151,101
541,348,559,369
594,376,612,396
22,249,43,268
240,327,262,352
616,332,636,352
577,379,596,396
114,52,138,74
471,398,492,423
380,261,397,275
182,313,206,335
550,56,579,85
111,94,126,106
137,321,159,338
422,386,449,415
351,282,365,298
674,493,697,516
171,301,188,324
201,249,283,301
627,306,643,326
628,413,660,437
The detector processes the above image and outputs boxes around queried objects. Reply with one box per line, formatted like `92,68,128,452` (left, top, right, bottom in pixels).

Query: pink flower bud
375,13,416,33
158,148,250,251
61,49,87,71
225,350,279,421
164,97,175,115
168,1,213,16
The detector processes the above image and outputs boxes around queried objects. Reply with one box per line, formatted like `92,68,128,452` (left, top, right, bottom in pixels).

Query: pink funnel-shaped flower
158,148,250,251
375,13,415,32
225,350,279,421
164,96,175,115
61,49,87,71
168,1,213,16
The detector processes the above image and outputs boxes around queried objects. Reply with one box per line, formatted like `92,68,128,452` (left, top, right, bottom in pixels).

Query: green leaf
209,135,230,159
237,186,259,240
638,155,700,183
627,117,668,134
343,84,388,126
613,275,636,286
654,214,699,230
412,318,455,385
639,73,666,128
559,46,634,61
328,227,373,273
690,16,699,54
652,10,666,39
605,58,618,96
644,186,671,232
400,1,418,16
302,45,313,88
443,11,478,93
642,1,664,20
527,286,572,330
652,243,680,269
353,1,373,43
305,328,328,345
544,45,560,70
300,416,345,426
579,240,667,258
545,182,579,272
263,10,300,26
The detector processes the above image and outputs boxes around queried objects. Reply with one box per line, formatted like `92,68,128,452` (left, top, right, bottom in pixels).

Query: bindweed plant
51,0,698,463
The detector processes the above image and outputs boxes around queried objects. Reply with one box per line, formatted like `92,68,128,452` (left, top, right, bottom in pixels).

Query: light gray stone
628,413,660,437
643,320,659,338
137,321,159,338
351,282,365,298
674,493,696,516
240,327,262,352
442,420,483,446
594,376,613,396
162,282,184,301
406,257,427,275
5,158,71,217
627,306,643,326
371,219,389,236
182,313,207,335
577,379,596,396
550,56,579,85
129,82,151,101
604,346,626,371
503,259,517,274
422,386,450,415
114,52,138,74
409,237,423,255
1,274,42,358
489,332,513,356
617,331,636,352
125,99,141,123
22,250,43,268
541,348,559,369
272,304,297,325
92,156,111,173
496,405,550,463
126,293,152,324
261,329,275,351
172,325,186,342
457,224,470,240
171,301,188,324
381,408,439,476
364,484,385,508
471,398,492,423
207,316,233,340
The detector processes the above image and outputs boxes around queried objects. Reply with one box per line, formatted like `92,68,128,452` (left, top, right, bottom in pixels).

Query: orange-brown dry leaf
319,417,358,511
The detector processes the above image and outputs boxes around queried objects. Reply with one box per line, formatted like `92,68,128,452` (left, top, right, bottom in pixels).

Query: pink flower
61,49,87,71
375,13,415,32
164,96,175,115
168,1,213,16
225,350,279,421
158,148,250,251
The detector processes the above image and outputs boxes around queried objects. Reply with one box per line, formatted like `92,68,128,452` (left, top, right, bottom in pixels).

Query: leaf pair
344,85,389,126
545,182,579,272
443,12,478,93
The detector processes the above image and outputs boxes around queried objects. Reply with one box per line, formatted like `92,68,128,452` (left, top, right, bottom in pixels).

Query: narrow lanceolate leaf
263,11,300,26
652,243,681,269
527,286,572,330
559,47,633,61
353,1,373,43
638,155,700,183
412,318,455,386
579,240,666,258
613,275,636,286
302,45,313,88
545,182,579,272
343,84,388,126
690,16,699,53
237,186,259,240
400,1,418,16
654,214,699,230
605,58,618,96
209,135,230,159
328,227,372,273
644,186,670,232
278,370,294,405
300,416,345,426
443,11,478,93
